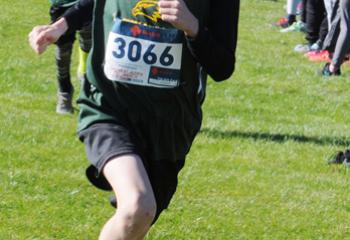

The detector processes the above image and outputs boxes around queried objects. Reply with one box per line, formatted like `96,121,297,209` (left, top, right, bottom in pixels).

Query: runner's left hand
158,0,199,38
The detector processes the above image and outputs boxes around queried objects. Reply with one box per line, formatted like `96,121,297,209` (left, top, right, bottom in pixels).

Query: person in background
321,0,350,76
280,0,308,32
305,0,337,61
49,0,91,114
294,0,327,53
275,0,303,29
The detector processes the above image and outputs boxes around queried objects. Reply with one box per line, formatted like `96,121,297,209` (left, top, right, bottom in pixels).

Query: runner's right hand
28,18,68,55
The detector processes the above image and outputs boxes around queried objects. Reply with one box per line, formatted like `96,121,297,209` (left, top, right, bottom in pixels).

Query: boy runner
29,0,240,239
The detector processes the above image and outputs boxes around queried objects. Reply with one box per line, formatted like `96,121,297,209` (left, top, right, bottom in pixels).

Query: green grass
2,0,350,239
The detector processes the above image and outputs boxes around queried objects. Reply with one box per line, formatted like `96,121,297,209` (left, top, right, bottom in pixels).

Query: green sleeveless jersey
78,0,210,142
50,0,78,7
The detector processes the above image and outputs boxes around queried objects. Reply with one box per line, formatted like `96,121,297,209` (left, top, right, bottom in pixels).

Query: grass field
2,0,350,239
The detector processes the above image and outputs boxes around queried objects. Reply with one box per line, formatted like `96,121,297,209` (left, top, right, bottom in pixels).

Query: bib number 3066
112,37,174,67
104,18,183,88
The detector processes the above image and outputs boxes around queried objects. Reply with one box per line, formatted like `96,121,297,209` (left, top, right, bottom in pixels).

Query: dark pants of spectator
302,0,327,44
331,0,350,68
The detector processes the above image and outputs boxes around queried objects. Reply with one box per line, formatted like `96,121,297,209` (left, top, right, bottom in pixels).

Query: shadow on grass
200,128,350,147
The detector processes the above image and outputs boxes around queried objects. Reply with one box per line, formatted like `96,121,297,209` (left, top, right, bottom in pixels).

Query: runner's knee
118,193,157,226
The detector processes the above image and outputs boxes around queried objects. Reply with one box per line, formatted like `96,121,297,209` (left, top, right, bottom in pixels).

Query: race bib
104,18,183,88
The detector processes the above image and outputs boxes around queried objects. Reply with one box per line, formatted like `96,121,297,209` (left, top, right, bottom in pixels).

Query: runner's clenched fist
158,0,199,38
28,18,68,55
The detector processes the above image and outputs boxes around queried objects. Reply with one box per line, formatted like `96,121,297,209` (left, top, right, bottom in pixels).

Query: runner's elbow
210,60,235,82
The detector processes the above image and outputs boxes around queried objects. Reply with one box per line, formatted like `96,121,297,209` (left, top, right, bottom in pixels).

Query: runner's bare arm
158,0,199,38
28,0,93,55
28,18,68,55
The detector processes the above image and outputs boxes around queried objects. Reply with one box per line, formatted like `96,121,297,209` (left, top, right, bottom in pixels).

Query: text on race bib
104,19,183,88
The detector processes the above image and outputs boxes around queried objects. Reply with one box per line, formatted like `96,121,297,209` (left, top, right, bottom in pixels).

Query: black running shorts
78,122,184,221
